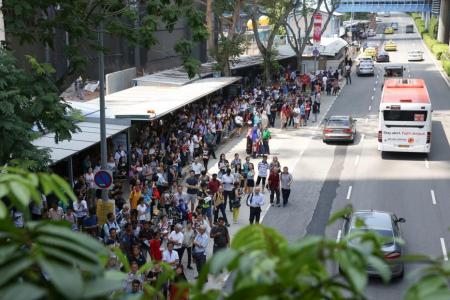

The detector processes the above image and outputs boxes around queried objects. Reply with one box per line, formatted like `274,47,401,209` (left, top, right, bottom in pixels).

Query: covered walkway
337,0,432,12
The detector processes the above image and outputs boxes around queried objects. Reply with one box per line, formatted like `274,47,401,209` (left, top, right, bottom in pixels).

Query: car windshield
327,119,349,127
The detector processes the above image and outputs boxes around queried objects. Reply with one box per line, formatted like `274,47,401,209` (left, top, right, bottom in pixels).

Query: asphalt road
262,13,450,299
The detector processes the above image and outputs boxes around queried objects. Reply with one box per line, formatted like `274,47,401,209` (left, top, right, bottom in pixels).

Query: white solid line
365,118,368,124
346,186,353,200
440,238,448,261
425,158,429,169
368,105,372,111
354,155,360,166
337,230,342,242
431,190,436,205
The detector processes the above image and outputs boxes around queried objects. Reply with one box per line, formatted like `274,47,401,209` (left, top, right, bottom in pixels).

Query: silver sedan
322,116,356,143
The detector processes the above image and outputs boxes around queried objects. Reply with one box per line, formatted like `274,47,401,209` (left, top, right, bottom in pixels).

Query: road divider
440,238,448,261
431,189,436,205
346,186,353,200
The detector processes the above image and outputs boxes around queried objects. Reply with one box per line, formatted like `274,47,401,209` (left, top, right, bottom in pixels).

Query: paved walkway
183,79,348,287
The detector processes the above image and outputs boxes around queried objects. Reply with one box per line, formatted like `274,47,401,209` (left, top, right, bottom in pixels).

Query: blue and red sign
94,170,113,190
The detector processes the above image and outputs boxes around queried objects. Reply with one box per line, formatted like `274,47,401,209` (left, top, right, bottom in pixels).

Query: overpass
337,0,449,48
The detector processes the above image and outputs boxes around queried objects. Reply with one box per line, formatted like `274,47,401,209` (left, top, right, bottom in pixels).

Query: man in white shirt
191,156,205,177
168,224,184,259
193,225,209,279
162,241,179,269
221,168,235,212
247,187,265,224
256,156,269,192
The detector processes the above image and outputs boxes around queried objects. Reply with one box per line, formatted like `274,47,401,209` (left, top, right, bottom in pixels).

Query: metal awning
82,76,241,120
32,121,130,163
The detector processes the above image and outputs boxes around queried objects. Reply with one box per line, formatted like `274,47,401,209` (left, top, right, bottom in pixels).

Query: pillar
425,12,430,30
437,0,450,43
0,0,5,42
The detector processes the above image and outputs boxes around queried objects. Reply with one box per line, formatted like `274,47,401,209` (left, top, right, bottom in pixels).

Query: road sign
312,48,320,57
94,170,113,190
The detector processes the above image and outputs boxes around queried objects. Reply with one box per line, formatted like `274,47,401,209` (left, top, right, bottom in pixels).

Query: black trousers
262,139,270,155
214,203,229,224
179,246,192,267
282,188,291,206
193,251,206,275
256,176,266,187
223,190,233,211
249,206,262,224
270,188,280,204
208,144,216,159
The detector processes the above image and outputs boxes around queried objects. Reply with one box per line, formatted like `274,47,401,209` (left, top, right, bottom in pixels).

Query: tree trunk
296,54,303,73
206,0,215,58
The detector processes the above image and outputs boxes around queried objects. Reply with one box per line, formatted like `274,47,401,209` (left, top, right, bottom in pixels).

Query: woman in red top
268,168,281,207
149,231,162,261
169,264,189,300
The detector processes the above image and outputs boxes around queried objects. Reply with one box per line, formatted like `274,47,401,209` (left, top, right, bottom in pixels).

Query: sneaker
276,204,281,207
187,265,193,270
271,203,274,206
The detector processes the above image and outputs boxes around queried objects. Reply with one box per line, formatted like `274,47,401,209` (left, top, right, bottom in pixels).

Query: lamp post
98,21,108,202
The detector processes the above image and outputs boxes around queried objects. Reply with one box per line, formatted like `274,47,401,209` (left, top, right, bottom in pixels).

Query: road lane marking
337,230,342,242
373,87,376,91
365,118,368,124
361,134,365,144
346,186,352,200
354,155,360,166
377,74,379,78
431,190,436,205
425,158,429,169
371,95,374,101
368,105,372,111
440,238,448,261
375,81,378,85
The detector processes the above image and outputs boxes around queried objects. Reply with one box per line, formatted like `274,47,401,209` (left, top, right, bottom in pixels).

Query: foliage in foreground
1,167,450,299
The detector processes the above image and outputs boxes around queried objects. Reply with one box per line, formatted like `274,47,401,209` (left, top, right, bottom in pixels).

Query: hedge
442,52,450,77
423,33,438,49
432,43,450,60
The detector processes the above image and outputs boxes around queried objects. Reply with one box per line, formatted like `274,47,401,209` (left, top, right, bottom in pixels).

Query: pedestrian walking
345,64,352,84
246,162,256,194
213,185,229,226
192,225,209,279
230,181,242,224
262,127,271,155
221,168,235,212
268,168,281,206
280,167,293,206
179,221,194,269
256,156,269,192
312,101,319,122
210,217,230,254
247,187,265,224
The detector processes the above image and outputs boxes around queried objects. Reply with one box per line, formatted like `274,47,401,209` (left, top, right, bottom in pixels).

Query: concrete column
437,0,450,43
425,12,430,30
0,0,5,42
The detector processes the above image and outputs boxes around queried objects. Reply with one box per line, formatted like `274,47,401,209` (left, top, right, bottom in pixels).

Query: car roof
384,65,404,70
350,210,393,230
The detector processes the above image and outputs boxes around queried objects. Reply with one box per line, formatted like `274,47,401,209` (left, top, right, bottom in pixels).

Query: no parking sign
94,170,113,190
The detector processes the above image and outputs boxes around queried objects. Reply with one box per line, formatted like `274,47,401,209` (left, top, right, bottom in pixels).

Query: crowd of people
14,64,346,297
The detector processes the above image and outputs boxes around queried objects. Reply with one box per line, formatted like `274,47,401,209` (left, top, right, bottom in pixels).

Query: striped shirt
258,161,269,178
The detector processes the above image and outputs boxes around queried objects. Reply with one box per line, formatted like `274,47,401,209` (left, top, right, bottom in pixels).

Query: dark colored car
323,116,356,143
341,210,406,278
384,65,405,77
376,51,390,62
406,24,414,33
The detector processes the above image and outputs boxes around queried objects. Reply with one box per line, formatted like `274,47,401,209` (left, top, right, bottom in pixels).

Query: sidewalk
184,79,348,287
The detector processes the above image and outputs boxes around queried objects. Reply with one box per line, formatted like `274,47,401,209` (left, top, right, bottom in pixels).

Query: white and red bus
378,78,432,154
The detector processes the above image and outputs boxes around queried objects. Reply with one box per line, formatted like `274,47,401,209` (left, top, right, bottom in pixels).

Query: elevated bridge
336,0,432,12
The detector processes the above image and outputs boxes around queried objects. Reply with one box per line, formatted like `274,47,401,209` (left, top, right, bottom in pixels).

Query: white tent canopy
32,121,130,163
83,76,241,120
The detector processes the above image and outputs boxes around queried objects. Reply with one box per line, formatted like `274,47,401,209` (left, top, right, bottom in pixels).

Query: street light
98,22,108,202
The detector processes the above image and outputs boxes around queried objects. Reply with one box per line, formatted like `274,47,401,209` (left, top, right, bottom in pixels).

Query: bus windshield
383,110,427,122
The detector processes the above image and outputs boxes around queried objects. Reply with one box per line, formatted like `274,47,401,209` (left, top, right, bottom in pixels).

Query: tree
284,0,340,72
211,0,248,76
246,0,295,85
2,0,209,92
0,49,79,168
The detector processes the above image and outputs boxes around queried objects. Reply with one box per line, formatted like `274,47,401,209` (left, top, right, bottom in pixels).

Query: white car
408,50,424,61
368,29,376,37
357,61,375,76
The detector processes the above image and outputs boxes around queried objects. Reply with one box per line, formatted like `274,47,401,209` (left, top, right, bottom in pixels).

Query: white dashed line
377,74,379,78
425,158,429,169
431,190,436,205
354,155,360,166
440,238,448,261
337,230,342,242
346,186,353,200
360,134,365,144
375,81,378,85
373,87,376,91
368,105,372,111
371,95,374,100
365,118,368,124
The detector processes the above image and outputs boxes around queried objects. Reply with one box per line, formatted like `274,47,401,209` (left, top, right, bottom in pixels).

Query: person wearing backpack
102,212,120,243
